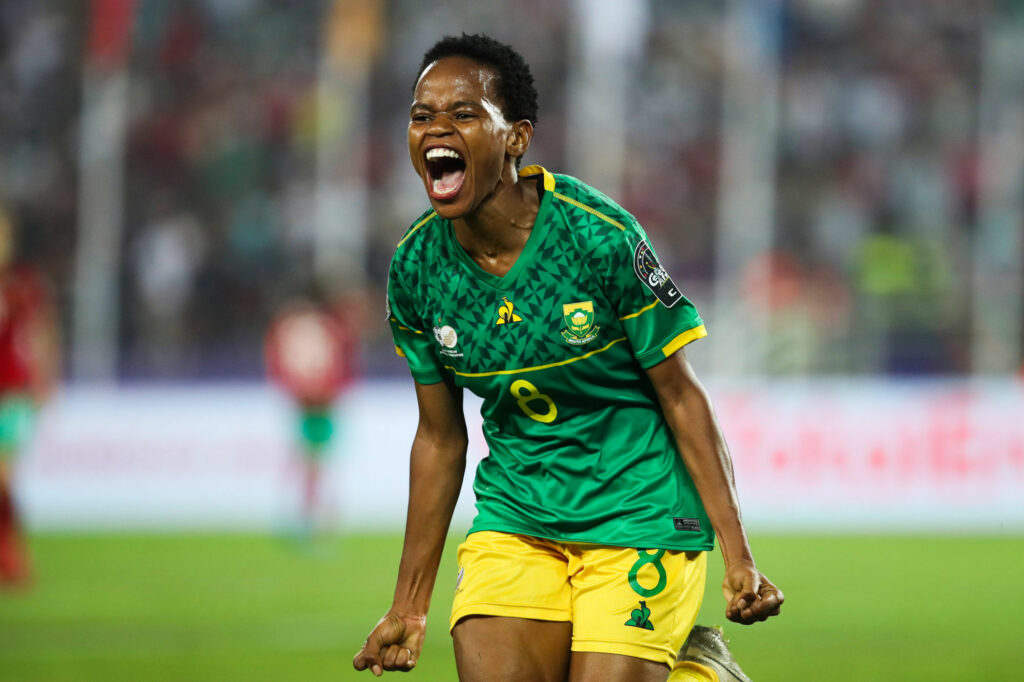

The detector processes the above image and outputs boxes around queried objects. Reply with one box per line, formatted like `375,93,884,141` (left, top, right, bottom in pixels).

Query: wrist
715,528,754,567
389,601,430,621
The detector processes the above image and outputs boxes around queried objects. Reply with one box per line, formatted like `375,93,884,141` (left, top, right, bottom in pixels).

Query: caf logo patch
432,323,462,358
434,325,458,348
633,241,682,308
561,301,599,346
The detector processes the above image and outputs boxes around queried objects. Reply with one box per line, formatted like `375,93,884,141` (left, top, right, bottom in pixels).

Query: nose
425,112,455,136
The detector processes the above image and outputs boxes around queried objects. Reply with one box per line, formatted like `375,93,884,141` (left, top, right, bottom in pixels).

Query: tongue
432,168,465,196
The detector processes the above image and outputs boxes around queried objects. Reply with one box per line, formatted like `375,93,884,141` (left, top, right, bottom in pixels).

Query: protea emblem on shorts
561,301,599,346
625,600,654,630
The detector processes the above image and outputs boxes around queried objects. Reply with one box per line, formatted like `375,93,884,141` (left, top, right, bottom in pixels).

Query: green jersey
387,166,713,551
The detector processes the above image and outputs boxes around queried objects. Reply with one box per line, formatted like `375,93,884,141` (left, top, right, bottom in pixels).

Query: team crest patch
495,297,523,325
624,600,655,630
561,301,599,346
633,241,682,308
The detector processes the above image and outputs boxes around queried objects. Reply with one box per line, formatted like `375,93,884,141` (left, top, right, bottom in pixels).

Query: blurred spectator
0,204,59,586
128,193,206,376
0,1,1006,379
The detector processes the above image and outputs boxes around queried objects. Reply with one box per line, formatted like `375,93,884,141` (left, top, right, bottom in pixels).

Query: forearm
669,385,753,566
648,352,784,623
647,353,753,566
391,428,467,615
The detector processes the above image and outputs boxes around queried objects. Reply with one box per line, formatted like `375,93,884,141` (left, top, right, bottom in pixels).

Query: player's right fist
353,610,427,676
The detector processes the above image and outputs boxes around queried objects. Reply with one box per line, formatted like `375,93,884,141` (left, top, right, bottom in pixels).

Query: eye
411,113,431,123
454,112,474,121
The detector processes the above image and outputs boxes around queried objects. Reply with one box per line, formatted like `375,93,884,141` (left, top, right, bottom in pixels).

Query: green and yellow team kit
388,166,713,552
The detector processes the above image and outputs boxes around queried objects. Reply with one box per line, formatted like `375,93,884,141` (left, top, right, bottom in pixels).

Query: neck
453,165,539,266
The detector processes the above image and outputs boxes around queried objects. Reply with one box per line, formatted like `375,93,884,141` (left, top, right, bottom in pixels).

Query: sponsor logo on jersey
495,297,523,325
561,301,599,346
624,600,655,630
633,241,682,308
673,517,701,532
433,324,463,357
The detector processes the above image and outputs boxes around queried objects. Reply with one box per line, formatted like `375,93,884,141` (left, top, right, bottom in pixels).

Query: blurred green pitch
0,534,1020,681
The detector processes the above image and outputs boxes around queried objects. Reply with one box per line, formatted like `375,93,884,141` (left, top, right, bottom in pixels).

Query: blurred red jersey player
0,206,59,587
265,295,359,537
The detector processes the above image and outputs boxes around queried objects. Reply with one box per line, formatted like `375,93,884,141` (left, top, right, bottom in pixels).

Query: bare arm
645,348,783,625
354,377,468,675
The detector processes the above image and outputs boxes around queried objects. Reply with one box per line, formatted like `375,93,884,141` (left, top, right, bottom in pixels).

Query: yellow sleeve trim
395,346,406,358
520,164,556,192
619,300,660,321
390,317,424,334
661,325,708,358
552,192,627,231
396,211,437,249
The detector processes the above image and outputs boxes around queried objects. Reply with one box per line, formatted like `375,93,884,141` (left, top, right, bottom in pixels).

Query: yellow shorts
449,530,707,667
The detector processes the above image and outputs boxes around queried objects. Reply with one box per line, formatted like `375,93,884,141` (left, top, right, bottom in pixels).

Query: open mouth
425,147,466,200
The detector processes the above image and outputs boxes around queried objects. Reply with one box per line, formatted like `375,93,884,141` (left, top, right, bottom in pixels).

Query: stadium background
2,0,1022,680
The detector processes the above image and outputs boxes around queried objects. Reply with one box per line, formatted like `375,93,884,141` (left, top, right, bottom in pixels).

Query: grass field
1,533,1021,681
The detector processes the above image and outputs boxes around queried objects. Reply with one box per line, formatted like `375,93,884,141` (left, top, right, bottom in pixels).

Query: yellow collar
519,164,556,192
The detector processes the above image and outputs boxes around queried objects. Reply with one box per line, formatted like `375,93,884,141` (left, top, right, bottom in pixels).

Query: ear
506,120,534,160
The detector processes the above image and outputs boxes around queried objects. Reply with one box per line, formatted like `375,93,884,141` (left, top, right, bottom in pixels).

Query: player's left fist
723,566,784,625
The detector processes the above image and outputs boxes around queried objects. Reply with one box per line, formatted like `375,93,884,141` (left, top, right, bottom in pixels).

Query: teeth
426,148,462,161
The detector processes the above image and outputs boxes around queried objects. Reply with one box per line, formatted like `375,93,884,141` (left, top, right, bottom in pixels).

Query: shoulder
546,172,646,257
389,208,444,279
395,207,443,254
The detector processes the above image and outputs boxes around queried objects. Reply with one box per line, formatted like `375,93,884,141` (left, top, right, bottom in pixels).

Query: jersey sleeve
386,260,445,385
602,221,707,369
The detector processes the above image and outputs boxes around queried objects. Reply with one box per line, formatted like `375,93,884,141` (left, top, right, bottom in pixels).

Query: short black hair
416,33,539,125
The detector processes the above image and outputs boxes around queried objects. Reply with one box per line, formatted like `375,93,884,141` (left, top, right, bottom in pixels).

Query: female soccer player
354,34,782,681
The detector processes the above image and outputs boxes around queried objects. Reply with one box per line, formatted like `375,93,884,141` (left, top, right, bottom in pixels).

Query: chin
430,200,471,221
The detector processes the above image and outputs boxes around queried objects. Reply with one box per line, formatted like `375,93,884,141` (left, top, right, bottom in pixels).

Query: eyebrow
410,100,483,112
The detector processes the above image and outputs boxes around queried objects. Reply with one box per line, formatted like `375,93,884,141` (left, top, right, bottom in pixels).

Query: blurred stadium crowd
0,0,1017,380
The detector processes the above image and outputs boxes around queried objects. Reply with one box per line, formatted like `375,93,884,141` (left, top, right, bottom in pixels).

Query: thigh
453,615,572,682
569,546,707,669
449,531,573,630
569,651,669,682
449,532,575,681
